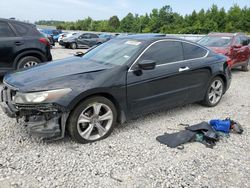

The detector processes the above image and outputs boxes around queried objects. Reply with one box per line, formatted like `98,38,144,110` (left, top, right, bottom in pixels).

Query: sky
0,0,249,23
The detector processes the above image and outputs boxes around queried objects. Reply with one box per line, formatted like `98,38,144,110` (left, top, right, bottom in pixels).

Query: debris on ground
156,119,244,149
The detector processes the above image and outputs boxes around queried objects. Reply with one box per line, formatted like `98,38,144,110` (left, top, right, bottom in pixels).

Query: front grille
14,103,60,113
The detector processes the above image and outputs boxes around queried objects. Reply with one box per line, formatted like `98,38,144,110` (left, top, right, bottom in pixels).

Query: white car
58,32,78,42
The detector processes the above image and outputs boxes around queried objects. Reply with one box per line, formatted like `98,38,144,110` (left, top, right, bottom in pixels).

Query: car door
239,36,250,62
89,34,99,47
231,36,246,65
126,40,192,115
77,33,91,47
181,42,211,103
0,21,21,70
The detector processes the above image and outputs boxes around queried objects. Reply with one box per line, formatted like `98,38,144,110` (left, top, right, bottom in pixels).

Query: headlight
13,88,72,104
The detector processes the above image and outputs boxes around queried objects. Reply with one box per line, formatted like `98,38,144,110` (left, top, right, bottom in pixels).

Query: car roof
207,32,245,37
118,34,193,43
0,18,35,27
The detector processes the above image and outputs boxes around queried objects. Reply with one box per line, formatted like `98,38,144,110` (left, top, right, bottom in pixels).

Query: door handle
15,41,24,46
179,67,190,72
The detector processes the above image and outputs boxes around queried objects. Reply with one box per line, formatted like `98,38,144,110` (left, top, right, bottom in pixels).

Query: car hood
4,57,112,91
207,47,228,55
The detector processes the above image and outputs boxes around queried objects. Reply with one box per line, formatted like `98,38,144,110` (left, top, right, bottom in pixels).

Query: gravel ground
0,45,249,188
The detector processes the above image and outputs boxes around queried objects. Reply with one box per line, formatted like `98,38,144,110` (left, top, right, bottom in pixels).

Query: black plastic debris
156,119,243,149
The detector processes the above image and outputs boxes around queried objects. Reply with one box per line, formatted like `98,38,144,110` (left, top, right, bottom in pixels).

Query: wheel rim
77,102,113,141
208,80,223,105
72,43,76,49
23,61,38,68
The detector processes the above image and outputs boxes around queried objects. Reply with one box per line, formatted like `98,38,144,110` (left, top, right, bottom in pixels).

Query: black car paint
0,18,52,75
1,36,231,140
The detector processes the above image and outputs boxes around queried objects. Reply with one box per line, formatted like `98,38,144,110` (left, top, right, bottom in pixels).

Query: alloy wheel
23,61,38,68
77,102,113,141
208,79,223,105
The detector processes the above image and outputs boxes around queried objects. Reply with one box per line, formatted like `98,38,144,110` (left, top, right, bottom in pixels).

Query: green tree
120,13,135,32
108,16,120,31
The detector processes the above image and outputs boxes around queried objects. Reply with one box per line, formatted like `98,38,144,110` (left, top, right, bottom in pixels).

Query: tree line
35,4,250,34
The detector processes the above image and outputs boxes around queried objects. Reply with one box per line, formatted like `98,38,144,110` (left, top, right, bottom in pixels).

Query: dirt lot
0,45,249,188
51,44,88,60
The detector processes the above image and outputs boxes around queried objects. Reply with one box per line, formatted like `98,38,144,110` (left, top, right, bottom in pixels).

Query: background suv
59,32,106,49
198,33,250,71
0,18,52,75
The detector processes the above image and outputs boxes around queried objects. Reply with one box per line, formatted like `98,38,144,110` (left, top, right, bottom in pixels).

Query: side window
240,36,249,46
81,34,90,39
90,34,98,38
139,41,183,65
52,30,59,35
182,42,207,60
234,36,241,45
12,22,28,36
12,22,40,36
0,22,15,37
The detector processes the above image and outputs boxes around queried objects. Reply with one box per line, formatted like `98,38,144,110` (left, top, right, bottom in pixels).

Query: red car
198,33,250,71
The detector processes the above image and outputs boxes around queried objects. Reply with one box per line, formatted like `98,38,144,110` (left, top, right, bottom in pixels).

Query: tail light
39,37,50,46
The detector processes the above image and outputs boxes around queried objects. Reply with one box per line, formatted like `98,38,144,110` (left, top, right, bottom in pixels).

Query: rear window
182,42,208,60
12,22,40,36
0,22,15,37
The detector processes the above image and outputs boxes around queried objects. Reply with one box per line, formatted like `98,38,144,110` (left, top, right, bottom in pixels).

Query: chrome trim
179,67,190,72
128,39,209,72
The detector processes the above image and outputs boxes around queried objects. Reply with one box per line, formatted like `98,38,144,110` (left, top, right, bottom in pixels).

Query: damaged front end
0,84,70,140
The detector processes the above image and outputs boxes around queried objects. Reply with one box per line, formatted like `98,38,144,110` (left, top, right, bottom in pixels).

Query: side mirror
233,44,242,48
138,60,156,70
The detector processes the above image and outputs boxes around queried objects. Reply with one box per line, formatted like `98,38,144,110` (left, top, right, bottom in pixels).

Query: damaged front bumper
0,85,69,140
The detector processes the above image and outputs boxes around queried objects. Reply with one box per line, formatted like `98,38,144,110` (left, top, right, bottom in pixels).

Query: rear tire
242,59,249,72
201,77,224,107
17,56,41,69
70,42,77,49
67,96,117,144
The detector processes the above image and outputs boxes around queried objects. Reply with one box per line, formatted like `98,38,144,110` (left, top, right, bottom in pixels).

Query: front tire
67,96,117,144
17,56,41,69
70,42,77,49
202,77,224,107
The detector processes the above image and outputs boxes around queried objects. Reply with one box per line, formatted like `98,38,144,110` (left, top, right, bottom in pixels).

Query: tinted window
12,22,28,36
182,42,207,60
90,34,98,38
81,34,91,39
12,22,40,36
52,30,60,35
0,22,15,37
140,41,183,65
240,36,249,46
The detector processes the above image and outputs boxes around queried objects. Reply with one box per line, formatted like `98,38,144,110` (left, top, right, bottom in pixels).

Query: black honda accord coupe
0,35,231,143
